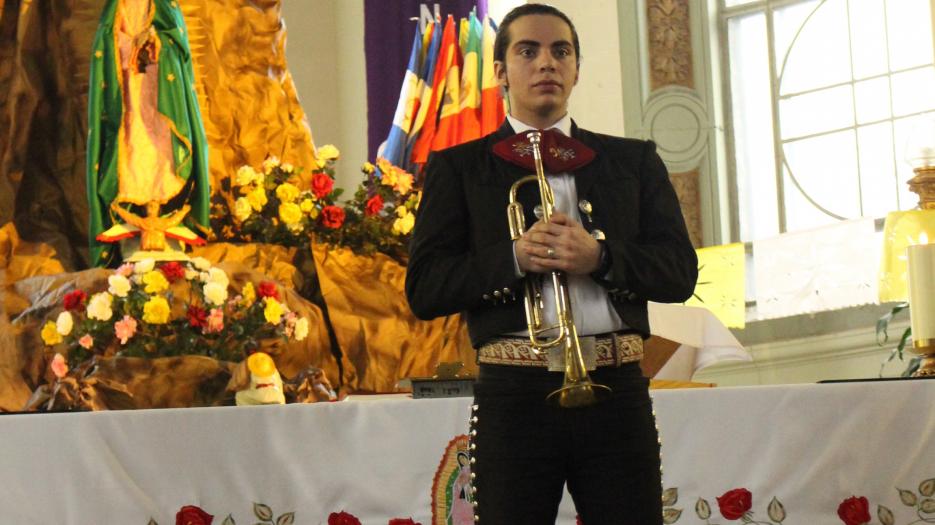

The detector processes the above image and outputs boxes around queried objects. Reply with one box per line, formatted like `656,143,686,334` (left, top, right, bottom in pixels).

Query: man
406,4,697,524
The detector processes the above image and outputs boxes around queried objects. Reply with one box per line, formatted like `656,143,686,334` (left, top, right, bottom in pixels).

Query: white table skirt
1,380,933,524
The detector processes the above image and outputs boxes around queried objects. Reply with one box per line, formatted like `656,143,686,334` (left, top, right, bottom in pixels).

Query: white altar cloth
0,380,932,524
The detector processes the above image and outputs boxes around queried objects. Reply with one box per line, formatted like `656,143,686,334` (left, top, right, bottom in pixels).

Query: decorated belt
477,332,644,368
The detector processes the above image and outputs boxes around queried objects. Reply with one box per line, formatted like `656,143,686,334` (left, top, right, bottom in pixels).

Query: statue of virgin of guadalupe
86,0,211,267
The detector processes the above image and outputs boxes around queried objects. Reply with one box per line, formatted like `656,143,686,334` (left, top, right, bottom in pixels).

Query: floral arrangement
40,257,308,369
332,157,419,259
211,146,345,247
210,147,420,260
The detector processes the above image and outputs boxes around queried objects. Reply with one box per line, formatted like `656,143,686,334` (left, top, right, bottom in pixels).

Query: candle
907,242,935,350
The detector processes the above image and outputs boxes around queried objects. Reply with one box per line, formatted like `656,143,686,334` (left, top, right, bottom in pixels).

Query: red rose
717,488,752,520
311,172,335,199
837,496,871,525
187,305,208,328
365,194,384,216
328,511,361,525
63,289,88,311
388,519,420,525
257,281,279,300
160,261,186,283
176,505,213,525
321,205,346,229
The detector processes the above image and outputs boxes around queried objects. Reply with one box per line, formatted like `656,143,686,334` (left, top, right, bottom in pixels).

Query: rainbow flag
381,24,423,167
411,15,457,167
455,13,483,143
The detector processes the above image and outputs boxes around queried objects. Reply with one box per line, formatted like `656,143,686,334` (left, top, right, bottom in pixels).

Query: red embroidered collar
492,129,595,173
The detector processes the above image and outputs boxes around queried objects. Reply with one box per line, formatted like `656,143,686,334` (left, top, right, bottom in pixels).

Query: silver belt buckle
547,336,597,371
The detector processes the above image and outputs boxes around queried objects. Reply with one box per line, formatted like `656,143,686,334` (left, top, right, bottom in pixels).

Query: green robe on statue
86,0,211,267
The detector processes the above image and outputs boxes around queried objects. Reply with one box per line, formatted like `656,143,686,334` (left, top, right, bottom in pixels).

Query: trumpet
507,131,611,408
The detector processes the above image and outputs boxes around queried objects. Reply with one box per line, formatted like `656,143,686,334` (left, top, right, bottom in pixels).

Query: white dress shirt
506,114,625,337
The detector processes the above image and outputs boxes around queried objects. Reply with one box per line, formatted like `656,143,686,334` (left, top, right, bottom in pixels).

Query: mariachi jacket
405,120,698,348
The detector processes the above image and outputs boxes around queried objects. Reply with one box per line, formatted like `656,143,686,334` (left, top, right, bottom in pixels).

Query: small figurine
235,352,285,406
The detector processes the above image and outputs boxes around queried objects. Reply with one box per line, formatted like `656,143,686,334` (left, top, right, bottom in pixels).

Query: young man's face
495,14,579,127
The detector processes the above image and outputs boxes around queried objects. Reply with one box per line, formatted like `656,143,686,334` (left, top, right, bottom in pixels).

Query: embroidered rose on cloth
717,488,753,520
175,504,213,525
837,496,871,525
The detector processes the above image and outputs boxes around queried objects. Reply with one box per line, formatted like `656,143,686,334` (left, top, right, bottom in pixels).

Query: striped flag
380,24,423,167
405,20,441,171
480,16,506,135
429,18,464,152
411,15,457,167
455,13,484,143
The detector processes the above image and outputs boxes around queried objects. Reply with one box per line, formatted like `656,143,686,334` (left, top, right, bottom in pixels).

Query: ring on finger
546,247,556,258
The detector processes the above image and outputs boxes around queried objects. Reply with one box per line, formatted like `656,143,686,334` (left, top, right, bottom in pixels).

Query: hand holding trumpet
515,211,602,275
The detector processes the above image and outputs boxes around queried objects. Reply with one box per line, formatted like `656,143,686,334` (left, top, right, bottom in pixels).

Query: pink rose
78,334,94,349
50,353,68,379
205,308,224,334
116,263,134,277
114,315,138,345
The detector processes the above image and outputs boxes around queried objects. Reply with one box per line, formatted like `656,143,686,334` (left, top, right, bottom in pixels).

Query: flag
455,13,483,143
429,18,464,152
381,24,423,167
480,16,506,135
685,243,746,328
405,20,442,170
411,15,457,167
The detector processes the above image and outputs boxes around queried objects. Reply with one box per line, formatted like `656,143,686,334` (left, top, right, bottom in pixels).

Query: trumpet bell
547,381,612,408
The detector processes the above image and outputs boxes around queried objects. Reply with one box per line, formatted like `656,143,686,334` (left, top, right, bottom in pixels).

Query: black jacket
406,120,698,347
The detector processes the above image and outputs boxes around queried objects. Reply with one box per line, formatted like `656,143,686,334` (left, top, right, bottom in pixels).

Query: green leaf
899,488,918,506
921,499,935,513
254,502,273,521
767,497,786,523
921,478,935,497
662,507,682,524
695,498,711,520
276,513,296,525
662,487,679,506
878,505,895,525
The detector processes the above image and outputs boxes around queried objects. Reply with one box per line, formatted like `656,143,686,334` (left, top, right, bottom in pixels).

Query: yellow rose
108,274,132,297
392,207,415,235
235,165,258,186
279,202,302,225
142,296,171,324
234,197,253,222
362,162,375,174
309,206,320,219
299,198,314,213
142,271,169,294
41,321,63,345
376,157,393,174
394,172,414,195
246,187,268,211
242,282,256,306
275,182,300,203
317,144,340,160
381,167,399,189
281,162,294,173
264,297,284,324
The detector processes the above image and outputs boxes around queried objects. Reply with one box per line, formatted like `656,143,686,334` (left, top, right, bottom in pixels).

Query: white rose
191,257,212,271
203,281,229,306
87,292,114,321
55,311,74,336
108,274,132,297
294,317,309,341
133,258,155,274
207,268,230,288
184,269,199,281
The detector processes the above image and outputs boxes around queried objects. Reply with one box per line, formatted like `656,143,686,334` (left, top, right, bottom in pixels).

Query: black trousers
470,362,663,525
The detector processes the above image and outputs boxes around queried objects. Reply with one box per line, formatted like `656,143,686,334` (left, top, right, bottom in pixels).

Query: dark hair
493,4,581,68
